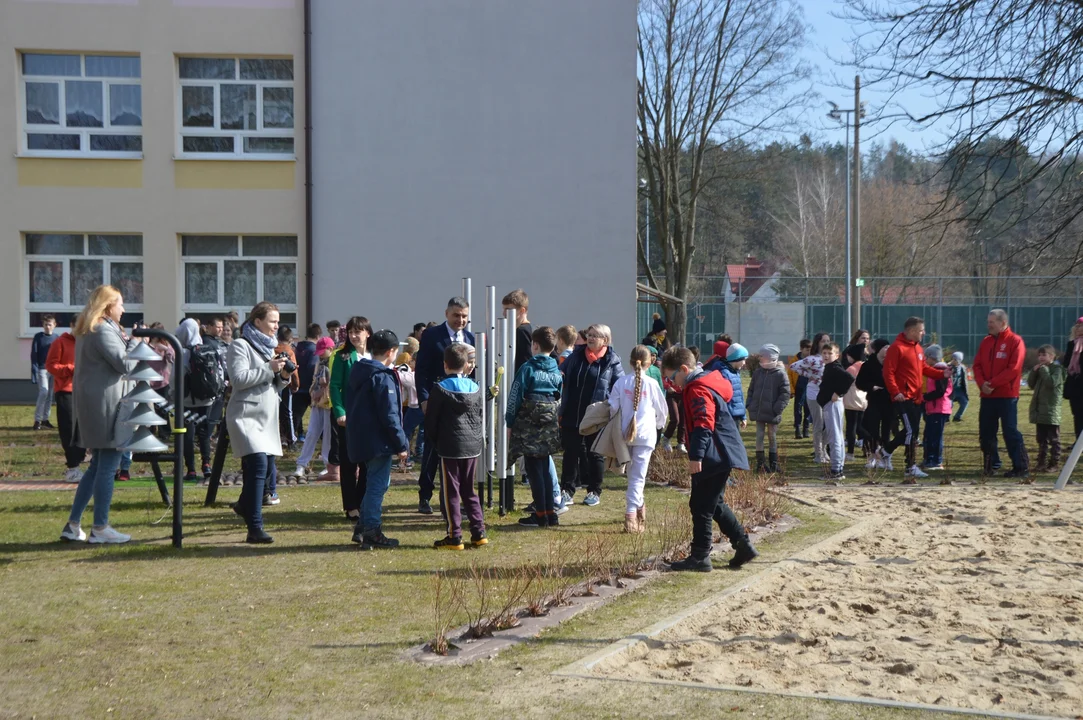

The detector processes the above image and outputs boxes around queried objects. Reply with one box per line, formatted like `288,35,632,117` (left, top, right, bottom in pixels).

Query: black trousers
418,437,441,504
884,400,921,468
328,416,340,464
183,412,212,473
862,401,894,455
690,463,736,558
292,391,310,438
1070,393,1083,440
335,423,366,512
560,425,605,496
845,409,869,454
54,391,84,469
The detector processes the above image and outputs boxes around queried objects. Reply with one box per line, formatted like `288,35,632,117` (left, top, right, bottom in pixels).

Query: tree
844,0,1083,274
638,0,809,342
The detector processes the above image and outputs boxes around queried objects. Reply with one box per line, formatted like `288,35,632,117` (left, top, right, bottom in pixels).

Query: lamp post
639,177,650,273
828,89,864,341
828,101,854,341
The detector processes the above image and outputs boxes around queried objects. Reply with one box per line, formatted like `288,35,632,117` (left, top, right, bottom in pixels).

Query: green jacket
1027,363,1066,426
646,364,664,393
330,346,366,420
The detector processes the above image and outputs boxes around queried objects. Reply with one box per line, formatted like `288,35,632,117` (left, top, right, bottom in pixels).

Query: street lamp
827,91,864,343
639,177,650,273
827,102,854,341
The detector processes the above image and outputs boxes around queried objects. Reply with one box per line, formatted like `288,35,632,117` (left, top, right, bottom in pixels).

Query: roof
726,256,777,301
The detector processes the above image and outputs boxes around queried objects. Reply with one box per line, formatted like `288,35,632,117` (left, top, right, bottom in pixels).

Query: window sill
174,155,297,162
17,152,143,161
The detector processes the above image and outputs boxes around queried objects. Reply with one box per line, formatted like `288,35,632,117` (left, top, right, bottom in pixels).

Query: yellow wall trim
17,158,143,188
174,161,295,190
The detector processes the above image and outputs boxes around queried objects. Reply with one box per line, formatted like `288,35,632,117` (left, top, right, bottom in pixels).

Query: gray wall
310,0,636,351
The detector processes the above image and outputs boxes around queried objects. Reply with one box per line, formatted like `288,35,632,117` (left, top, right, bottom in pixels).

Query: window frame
18,52,143,159
23,233,145,335
175,56,296,161
180,234,299,319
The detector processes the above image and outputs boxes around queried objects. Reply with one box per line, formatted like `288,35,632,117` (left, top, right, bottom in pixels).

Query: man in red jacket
972,309,1029,477
878,316,951,480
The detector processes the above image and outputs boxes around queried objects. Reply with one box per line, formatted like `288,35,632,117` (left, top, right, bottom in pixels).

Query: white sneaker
60,522,86,542
88,526,131,544
907,465,929,479
661,439,673,453
294,465,306,478
676,443,687,453
845,453,856,462
878,450,894,471
865,456,878,469
318,468,329,477
64,467,82,483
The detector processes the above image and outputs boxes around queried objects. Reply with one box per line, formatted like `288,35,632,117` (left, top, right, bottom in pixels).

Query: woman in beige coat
227,301,292,544
61,285,139,545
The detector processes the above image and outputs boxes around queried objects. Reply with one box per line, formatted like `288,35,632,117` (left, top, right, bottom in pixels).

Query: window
178,57,294,158
20,53,142,157
181,235,298,324
24,233,144,332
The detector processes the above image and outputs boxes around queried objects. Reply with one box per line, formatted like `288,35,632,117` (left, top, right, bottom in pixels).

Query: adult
225,301,293,544
330,316,372,521
642,313,669,351
176,319,216,482
559,323,624,507
415,297,475,514
879,317,951,480
972,309,1028,477
856,338,892,466
293,323,322,440
60,285,138,544
200,316,228,440
842,328,870,368
1061,317,1083,439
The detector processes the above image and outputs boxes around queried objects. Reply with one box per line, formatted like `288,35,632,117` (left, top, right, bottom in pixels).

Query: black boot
245,528,274,544
794,427,802,440
729,539,759,568
768,452,780,473
669,554,712,572
755,451,767,474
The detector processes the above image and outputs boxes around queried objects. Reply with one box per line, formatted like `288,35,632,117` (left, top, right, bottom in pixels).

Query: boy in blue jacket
507,327,564,528
718,343,749,429
346,329,408,550
661,346,758,572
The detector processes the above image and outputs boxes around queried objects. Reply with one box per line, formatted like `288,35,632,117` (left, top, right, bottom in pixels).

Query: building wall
310,0,637,349
0,0,306,388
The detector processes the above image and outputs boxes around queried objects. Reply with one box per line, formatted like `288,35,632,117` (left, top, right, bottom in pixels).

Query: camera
275,352,297,374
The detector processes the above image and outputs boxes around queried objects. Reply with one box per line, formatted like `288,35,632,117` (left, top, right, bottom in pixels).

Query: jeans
238,453,273,531
793,377,810,430
296,406,332,468
979,397,1029,471
68,448,123,528
359,454,393,534
403,407,425,460
548,456,561,505
34,369,54,423
923,413,947,466
525,455,555,518
560,425,605,496
120,451,132,473
54,391,84,469
952,394,969,421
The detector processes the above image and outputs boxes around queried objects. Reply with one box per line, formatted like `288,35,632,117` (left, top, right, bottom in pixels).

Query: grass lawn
0,395,1064,719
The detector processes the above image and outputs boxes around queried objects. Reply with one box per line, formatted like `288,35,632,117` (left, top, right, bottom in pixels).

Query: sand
595,486,1083,718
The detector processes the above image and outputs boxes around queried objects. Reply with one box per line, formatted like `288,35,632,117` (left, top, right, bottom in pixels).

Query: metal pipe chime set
122,329,187,548
463,278,519,516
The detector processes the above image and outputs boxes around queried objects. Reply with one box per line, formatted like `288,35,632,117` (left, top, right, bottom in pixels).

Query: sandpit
593,486,1083,718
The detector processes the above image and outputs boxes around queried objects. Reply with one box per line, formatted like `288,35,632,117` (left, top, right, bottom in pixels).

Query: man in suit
415,297,475,513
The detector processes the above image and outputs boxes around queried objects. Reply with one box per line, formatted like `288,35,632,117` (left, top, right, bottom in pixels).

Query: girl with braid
608,345,669,533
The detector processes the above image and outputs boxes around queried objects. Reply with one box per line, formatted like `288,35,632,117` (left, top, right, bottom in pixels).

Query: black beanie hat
651,313,666,334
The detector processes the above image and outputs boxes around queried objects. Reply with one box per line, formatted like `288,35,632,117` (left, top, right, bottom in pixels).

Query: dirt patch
594,487,1083,718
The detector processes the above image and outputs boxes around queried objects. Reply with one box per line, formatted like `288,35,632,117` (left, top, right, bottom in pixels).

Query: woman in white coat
608,345,668,533
227,301,292,544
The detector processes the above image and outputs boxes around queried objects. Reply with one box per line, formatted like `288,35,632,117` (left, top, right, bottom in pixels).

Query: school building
0,0,635,399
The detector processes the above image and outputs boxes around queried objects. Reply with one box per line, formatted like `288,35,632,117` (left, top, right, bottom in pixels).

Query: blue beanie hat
726,343,749,361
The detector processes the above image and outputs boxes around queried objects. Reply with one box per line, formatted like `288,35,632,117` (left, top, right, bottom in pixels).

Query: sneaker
263,493,281,506
88,526,131,544
184,471,198,482
924,464,945,471
561,490,574,507
554,500,569,515
434,536,465,551
32,421,42,431
245,529,274,544
824,471,846,482
676,443,687,454
879,450,894,471
294,465,307,478
41,420,54,429
1002,468,1030,479
202,464,212,479
60,522,86,542
117,470,130,482
64,467,82,483
361,531,399,550
668,555,712,573
418,500,433,515
865,456,880,470
404,461,415,470
518,514,547,527
583,492,600,507
297,434,306,444
907,465,929,479
845,453,856,462
547,513,560,527
522,502,537,515
661,439,673,453
470,531,489,547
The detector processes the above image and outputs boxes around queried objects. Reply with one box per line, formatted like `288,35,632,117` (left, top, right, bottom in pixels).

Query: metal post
462,278,472,332
496,317,509,515
1055,430,1083,490
852,76,862,338
505,309,517,511
645,196,651,272
844,112,851,342
476,332,486,501
486,286,497,475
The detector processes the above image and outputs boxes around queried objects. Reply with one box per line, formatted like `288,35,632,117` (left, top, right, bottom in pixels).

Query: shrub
647,448,690,488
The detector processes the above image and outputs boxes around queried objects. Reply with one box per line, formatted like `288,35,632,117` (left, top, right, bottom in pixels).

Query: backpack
187,344,225,402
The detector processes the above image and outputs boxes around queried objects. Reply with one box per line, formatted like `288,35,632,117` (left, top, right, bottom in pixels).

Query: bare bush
427,571,463,656
647,449,690,488
487,566,535,632
464,563,495,639
726,472,793,529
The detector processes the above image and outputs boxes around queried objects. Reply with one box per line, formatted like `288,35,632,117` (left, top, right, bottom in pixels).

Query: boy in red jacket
661,347,757,572
878,317,951,480
45,331,83,483
972,309,1029,477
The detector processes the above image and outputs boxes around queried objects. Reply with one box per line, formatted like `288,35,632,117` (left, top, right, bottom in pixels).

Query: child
556,325,577,366
397,351,423,470
790,333,831,462
857,339,894,467
502,289,534,372
660,347,757,571
843,344,868,461
45,328,83,483
720,344,748,429
608,345,668,533
507,327,564,528
325,319,341,345
426,343,488,550
746,343,790,473
31,314,57,430
816,342,853,481
950,351,969,422
788,339,812,439
645,344,664,392
920,345,952,471
1028,344,1066,472
346,329,408,550
294,336,336,478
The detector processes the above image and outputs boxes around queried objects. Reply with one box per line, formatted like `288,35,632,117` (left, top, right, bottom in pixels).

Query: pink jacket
924,362,953,415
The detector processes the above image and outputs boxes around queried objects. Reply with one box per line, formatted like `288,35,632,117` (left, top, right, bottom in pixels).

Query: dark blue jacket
31,331,57,378
416,323,476,404
559,345,624,429
682,369,750,476
295,340,318,394
507,355,563,428
345,358,408,464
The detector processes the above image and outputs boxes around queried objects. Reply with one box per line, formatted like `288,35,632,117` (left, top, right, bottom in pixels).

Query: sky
799,0,942,154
